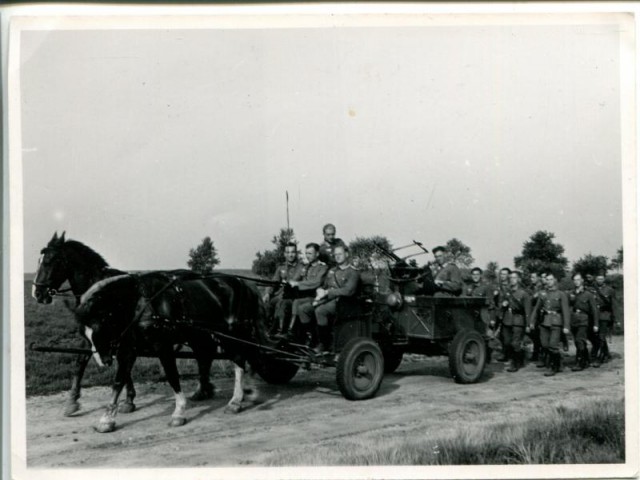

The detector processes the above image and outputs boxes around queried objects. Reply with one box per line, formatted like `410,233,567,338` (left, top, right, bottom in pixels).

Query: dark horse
75,270,268,432
32,232,215,416
32,232,137,416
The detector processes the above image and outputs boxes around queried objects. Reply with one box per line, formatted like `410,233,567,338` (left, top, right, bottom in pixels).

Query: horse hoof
224,403,242,414
96,422,116,433
63,401,81,417
190,389,214,401
119,402,136,414
169,417,187,427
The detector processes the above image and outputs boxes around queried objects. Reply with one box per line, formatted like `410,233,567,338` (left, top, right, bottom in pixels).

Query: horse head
75,275,136,367
33,231,68,304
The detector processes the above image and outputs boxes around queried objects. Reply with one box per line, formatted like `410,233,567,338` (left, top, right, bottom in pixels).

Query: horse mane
80,274,131,305
64,240,109,269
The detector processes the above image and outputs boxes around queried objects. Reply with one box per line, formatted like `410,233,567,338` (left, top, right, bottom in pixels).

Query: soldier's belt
543,310,560,315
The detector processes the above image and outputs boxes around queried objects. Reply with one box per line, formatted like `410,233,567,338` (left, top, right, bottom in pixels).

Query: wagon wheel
250,343,299,385
448,329,487,384
336,337,384,400
382,348,404,374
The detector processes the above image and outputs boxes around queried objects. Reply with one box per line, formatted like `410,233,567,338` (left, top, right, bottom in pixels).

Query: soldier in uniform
298,244,359,353
318,223,346,267
493,267,511,362
285,243,328,339
431,246,462,297
592,272,615,367
529,272,570,376
527,272,545,362
499,271,532,372
568,273,599,371
262,242,305,335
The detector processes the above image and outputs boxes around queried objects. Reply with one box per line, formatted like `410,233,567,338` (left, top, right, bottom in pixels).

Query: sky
19,20,624,271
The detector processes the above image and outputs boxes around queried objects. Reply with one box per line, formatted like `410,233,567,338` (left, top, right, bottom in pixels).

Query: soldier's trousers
539,325,562,354
571,325,588,352
503,325,525,352
274,299,293,327
297,299,316,325
314,299,337,327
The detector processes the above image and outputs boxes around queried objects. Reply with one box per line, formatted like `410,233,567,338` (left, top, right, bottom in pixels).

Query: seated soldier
284,243,328,338
431,245,463,297
262,242,304,335
298,244,359,353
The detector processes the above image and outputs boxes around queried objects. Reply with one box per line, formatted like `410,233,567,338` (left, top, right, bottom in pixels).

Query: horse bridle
33,248,74,298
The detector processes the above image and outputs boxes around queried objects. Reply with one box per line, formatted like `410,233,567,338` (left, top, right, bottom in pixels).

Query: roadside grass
266,397,624,465
23,273,255,396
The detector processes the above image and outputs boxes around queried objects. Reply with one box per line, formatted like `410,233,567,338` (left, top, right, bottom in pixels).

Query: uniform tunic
568,287,599,351
266,261,305,325
593,282,615,346
292,260,328,317
499,286,532,352
530,286,570,353
432,263,462,297
298,263,359,327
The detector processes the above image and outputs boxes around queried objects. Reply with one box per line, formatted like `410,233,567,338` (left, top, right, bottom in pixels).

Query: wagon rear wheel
448,329,486,384
251,352,299,384
336,337,384,400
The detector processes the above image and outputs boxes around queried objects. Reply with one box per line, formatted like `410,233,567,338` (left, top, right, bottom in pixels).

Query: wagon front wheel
448,329,487,384
336,337,384,400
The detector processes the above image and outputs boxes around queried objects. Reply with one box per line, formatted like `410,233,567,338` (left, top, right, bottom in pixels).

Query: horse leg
96,352,135,433
188,335,215,401
242,361,262,405
191,355,214,401
64,351,91,417
158,352,188,427
224,360,245,414
119,372,137,414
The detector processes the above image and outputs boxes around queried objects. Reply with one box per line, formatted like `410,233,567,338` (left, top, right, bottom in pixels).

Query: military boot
506,350,522,372
544,352,561,376
497,345,510,363
590,342,601,368
571,349,585,372
601,341,611,363
313,325,331,354
536,349,548,368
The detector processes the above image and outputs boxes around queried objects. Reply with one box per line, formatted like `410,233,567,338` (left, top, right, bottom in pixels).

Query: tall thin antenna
286,190,290,233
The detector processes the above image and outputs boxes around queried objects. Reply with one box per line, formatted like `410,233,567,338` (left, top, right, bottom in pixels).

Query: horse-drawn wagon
254,242,488,400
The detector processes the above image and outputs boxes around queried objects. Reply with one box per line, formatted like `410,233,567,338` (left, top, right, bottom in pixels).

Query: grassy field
266,397,625,465
23,270,257,397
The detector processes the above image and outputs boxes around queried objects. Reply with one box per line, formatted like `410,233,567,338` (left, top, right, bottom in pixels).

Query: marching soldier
431,246,462,297
262,242,304,335
499,271,532,372
592,272,615,367
298,244,359,353
285,243,328,338
527,272,544,362
568,273,599,371
529,272,570,376
318,223,346,267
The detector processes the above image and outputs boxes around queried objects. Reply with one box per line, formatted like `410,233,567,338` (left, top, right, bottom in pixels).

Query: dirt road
26,338,625,467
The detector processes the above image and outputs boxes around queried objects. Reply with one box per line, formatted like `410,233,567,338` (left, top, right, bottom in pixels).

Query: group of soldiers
262,223,357,353
262,227,617,375
463,266,615,376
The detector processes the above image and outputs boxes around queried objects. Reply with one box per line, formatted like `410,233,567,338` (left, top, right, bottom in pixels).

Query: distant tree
445,238,475,268
484,261,499,283
252,228,296,277
187,236,220,274
610,247,623,270
514,231,568,279
348,236,393,270
572,254,609,277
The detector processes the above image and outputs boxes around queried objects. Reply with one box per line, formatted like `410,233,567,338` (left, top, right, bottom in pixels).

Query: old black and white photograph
5,4,638,479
